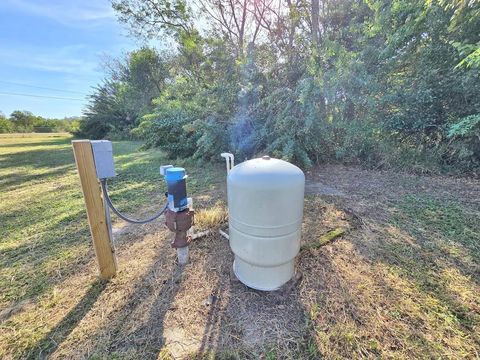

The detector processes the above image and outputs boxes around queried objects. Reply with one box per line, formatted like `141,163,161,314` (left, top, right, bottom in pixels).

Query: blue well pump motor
160,165,189,212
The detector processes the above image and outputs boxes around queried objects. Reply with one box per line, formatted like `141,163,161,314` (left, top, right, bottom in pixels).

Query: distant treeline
78,0,479,175
0,111,81,134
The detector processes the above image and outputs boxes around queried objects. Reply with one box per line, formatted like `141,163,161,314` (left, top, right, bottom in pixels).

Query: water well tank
227,156,305,291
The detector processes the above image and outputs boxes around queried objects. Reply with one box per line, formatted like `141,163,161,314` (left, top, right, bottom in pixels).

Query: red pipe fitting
165,208,194,248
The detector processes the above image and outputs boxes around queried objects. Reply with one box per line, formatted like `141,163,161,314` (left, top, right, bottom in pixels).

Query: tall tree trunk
238,0,248,57
311,0,320,46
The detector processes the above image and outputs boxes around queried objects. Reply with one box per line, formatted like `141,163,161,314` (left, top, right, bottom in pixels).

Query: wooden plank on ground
301,227,346,251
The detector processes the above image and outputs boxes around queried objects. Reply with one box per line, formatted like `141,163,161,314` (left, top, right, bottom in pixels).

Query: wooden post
72,140,117,279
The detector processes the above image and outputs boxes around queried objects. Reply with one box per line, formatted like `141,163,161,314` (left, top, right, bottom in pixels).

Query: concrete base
177,247,189,265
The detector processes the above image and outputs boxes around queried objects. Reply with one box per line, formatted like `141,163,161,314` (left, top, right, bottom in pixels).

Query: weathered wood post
72,140,117,279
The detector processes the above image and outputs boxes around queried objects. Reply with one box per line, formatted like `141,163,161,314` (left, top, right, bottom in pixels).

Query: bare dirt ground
306,165,480,221
14,165,479,359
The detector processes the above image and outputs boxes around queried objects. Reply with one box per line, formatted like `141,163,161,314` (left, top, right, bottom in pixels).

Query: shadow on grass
26,279,107,359
67,226,314,358
0,164,75,192
0,138,140,172
105,261,184,358
372,234,480,334
191,233,316,359
0,147,74,169
0,137,72,148
332,194,480,356
0,224,91,308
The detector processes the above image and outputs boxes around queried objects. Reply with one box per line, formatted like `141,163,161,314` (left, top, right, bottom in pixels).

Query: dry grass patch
2,136,479,359
194,202,228,230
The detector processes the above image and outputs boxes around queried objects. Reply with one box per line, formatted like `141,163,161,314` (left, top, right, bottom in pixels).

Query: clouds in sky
1,44,98,76
4,0,116,26
0,0,136,118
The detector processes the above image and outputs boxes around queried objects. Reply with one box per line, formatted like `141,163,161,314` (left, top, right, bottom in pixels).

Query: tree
311,0,320,46
111,0,193,38
78,48,170,139
197,0,276,57
96,0,480,172
9,110,40,132
0,113,13,133
439,0,480,68
78,80,131,139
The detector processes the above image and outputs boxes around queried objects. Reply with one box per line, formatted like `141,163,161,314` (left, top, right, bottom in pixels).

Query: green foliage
254,78,324,168
447,114,480,172
194,117,229,160
0,110,81,134
9,110,39,132
439,0,480,69
77,81,122,139
0,114,13,133
78,48,168,139
448,114,480,138
112,0,192,38
131,37,241,160
77,0,480,173
134,108,198,158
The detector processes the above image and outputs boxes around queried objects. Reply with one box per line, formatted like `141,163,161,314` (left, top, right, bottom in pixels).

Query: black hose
100,179,168,224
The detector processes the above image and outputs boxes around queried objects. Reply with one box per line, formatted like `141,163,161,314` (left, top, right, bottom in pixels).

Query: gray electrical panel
91,140,116,179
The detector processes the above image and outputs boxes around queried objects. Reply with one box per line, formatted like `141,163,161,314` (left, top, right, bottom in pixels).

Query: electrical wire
0,91,85,101
0,80,88,95
100,178,168,224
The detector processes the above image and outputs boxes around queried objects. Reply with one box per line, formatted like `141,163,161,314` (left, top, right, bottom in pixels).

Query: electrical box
160,165,174,175
91,140,116,179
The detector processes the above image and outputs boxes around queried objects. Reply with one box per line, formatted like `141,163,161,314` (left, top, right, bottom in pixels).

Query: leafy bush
0,116,13,133
79,0,480,175
254,78,325,168
133,109,199,159
448,114,480,138
447,114,480,172
194,117,229,160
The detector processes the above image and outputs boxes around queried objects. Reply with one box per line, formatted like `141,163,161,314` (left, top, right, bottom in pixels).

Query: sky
0,0,138,118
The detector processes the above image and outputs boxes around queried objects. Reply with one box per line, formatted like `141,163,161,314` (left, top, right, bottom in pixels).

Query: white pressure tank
227,155,305,291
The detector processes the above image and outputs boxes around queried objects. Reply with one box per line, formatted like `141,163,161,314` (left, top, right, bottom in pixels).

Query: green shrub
254,78,325,168
447,114,480,173
194,117,229,160
0,117,13,133
134,110,199,159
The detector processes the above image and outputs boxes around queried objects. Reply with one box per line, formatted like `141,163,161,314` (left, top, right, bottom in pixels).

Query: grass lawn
1,133,479,359
0,134,223,358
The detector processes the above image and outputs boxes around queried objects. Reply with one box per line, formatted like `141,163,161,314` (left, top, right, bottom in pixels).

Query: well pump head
160,165,194,250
